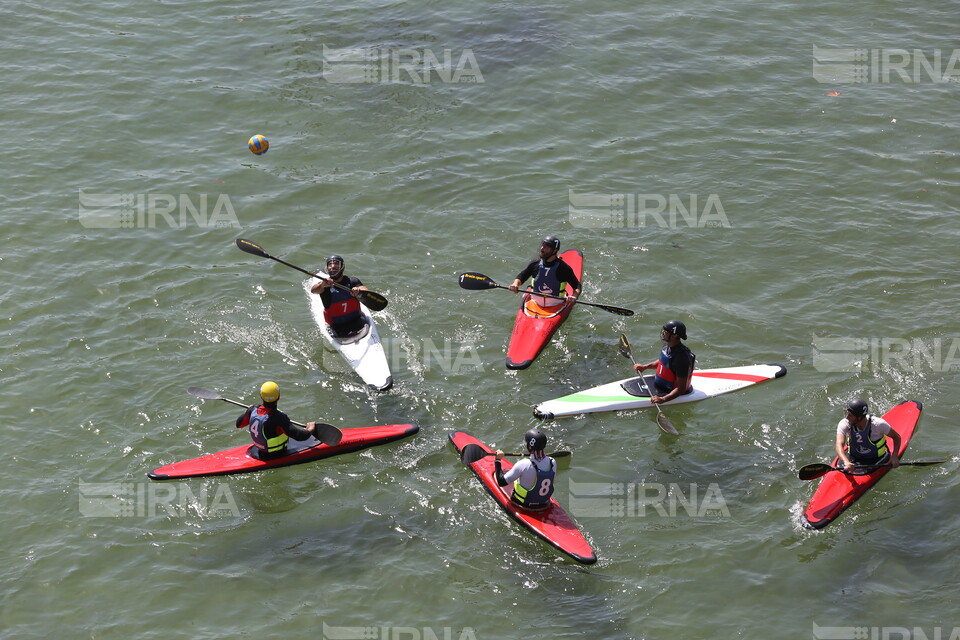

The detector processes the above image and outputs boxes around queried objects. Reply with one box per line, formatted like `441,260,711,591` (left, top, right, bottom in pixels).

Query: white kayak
533,364,786,419
303,278,393,392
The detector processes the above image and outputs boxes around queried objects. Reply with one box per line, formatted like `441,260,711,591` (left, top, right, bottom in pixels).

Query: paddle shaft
458,272,633,316
236,238,387,310
493,283,632,316
213,396,311,428
618,334,678,435
798,459,948,480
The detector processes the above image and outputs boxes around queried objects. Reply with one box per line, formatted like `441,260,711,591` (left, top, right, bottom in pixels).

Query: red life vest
323,286,361,326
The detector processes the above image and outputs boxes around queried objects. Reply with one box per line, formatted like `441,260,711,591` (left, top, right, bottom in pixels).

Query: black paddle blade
798,463,836,481
187,386,223,400
458,272,497,290
236,237,270,258
358,290,388,312
311,422,343,446
599,304,634,317
618,334,633,360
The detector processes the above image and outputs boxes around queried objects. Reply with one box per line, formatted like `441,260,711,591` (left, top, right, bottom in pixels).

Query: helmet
540,235,560,251
845,398,868,418
260,381,280,403
524,428,548,452
662,320,687,340
325,254,344,278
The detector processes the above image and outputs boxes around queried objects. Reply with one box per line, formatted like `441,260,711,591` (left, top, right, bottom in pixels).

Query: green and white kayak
533,364,787,419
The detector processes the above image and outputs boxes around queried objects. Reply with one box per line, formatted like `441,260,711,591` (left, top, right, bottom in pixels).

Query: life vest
653,345,695,392
323,284,361,326
511,457,556,507
846,417,888,464
530,259,566,308
247,406,288,453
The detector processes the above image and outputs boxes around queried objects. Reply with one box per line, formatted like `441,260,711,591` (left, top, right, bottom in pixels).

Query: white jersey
837,415,892,442
502,454,556,490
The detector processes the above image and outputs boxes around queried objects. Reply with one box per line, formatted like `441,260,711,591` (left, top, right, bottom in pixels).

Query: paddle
236,238,388,312
617,334,678,435
798,459,948,481
458,271,634,317
459,443,571,464
187,386,343,446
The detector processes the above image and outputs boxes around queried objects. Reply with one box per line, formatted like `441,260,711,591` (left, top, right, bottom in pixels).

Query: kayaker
507,235,581,314
236,382,322,459
835,398,901,473
494,429,557,510
633,320,696,404
309,254,370,338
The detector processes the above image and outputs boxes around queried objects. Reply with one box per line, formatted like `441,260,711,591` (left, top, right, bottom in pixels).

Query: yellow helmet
260,381,280,403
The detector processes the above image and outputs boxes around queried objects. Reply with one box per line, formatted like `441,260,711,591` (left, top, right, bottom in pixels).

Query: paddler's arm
559,262,581,300
494,450,509,485
886,429,902,468
280,414,313,442
835,431,854,469
652,377,688,404
310,278,334,294
508,262,538,293
236,405,254,428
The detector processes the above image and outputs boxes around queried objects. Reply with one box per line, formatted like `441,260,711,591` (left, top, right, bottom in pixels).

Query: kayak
802,400,922,529
148,423,418,480
505,249,584,370
447,430,597,564
303,277,393,392
533,363,787,419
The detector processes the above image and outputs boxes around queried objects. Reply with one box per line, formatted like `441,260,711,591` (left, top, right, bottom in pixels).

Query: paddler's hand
306,421,317,434
507,280,521,294
633,363,649,374
495,449,505,460
889,454,900,468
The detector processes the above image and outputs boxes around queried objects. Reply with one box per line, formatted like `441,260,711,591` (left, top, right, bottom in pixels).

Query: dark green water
2,1,959,638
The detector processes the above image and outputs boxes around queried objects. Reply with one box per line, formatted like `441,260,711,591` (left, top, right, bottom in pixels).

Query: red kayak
802,400,922,529
149,424,419,480
448,430,597,564
505,249,584,370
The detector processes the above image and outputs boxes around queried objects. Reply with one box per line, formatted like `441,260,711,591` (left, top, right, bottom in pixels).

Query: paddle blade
236,237,270,258
311,422,343,446
656,414,679,436
187,386,223,400
358,289,388,312
460,443,491,464
458,272,497,290
618,334,633,360
597,304,634,317
798,463,836,481
902,459,948,467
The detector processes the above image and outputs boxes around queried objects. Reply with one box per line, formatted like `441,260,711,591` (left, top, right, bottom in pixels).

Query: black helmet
326,254,344,278
662,320,687,340
541,235,560,251
845,398,868,418
523,428,548,452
